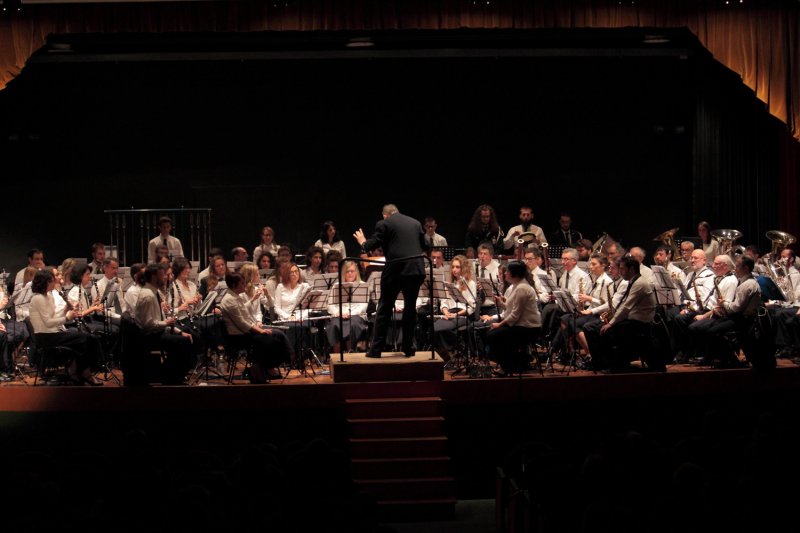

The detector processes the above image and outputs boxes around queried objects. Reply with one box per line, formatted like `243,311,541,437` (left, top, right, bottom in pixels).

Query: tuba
710,229,743,258
653,227,680,262
592,233,609,255
766,230,796,261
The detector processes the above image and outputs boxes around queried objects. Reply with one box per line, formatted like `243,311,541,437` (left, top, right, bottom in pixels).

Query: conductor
354,204,429,358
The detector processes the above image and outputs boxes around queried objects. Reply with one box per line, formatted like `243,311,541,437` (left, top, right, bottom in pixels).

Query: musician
523,249,554,304
171,258,203,322
694,256,765,368
423,217,448,247
685,255,739,362
653,245,683,279
354,204,429,358
680,241,695,262
273,262,311,359
219,271,290,383
587,256,659,372
668,249,715,362
28,270,102,385
603,241,624,263
154,245,170,265
257,250,276,272
430,249,445,269
314,220,348,258
541,247,591,340
577,258,629,363
276,246,294,265
303,246,325,280
475,242,501,317
231,247,249,262
67,266,101,319
134,263,193,385
326,260,368,352
548,213,582,248
198,247,225,282
628,247,655,285
780,248,800,296
253,226,280,265
123,263,146,320
59,258,77,293
199,255,228,299
147,216,184,263
325,250,343,274
433,255,476,361
697,221,721,260
89,243,106,276
12,266,38,322
91,258,127,325
744,245,768,275
14,248,44,289
465,205,506,254
503,206,546,250
575,239,593,262
486,261,541,375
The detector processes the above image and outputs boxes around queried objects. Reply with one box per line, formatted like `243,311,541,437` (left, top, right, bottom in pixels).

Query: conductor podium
330,352,446,383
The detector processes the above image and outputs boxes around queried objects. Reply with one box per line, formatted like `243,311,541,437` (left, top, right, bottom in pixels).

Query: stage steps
346,396,456,522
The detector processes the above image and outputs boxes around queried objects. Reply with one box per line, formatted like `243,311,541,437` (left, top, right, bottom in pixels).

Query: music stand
756,276,786,302
331,281,369,354
418,273,448,358
433,246,457,262
442,282,476,375
651,266,681,307
313,273,340,292
549,289,584,374
286,288,329,379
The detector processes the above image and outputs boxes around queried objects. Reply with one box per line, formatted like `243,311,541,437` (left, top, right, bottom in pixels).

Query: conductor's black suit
362,212,429,357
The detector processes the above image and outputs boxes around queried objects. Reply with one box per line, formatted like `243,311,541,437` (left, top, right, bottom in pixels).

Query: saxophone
600,284,614,324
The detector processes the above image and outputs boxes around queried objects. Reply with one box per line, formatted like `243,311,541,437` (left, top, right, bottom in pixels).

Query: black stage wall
0,29,784,272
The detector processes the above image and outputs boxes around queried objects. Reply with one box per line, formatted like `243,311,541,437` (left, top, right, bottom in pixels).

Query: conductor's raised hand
354,229,367,246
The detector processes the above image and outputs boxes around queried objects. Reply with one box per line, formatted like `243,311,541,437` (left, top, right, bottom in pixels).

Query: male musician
545,247,591,353
653,245,683,279
231,247,249,262
14,249,44,289
523,249,554,304
134,263,193,384
354,204,429,358
780,248,800,297
475,242,501,317
686,255,739,361
668,249,715,361
548,213,582,248
744,245,768,275
587,256,659,372
147,216,184,263
430,249,445,269
92,257,127,325
89,243,106,276
423,217,449,247
124,263,146,320
575,240,592,262
680,241,695,262
603,241,624,263
465,205,506,254
694,256,767,368
503,206,547,250
628,247,655,285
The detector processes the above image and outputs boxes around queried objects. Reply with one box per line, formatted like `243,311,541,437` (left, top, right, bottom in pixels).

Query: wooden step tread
346,397,442,404
378,498,457,505
350,436,448,443
352,456,450,464
348,416,445,423
354,476,454,484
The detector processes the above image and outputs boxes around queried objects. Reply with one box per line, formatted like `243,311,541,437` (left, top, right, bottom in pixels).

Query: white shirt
314,240,347,259
503,224,547,250
586,273,614,309
327,283,369,317
683,267,715,310
253,243,281,265
441,279,477,314
274,282,310,320
239,291,267,324
173,279,199,320
29,293,68,334
147,234,184,263
425,233,449,247
590,278,628,316
531,266,556,302
93,276,127,318
474,259,501,308
558,266,592,304
703,273,738,310
125,284,142,320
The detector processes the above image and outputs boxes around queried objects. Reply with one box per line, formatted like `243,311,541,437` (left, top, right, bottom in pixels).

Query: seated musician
523,248,553,305
231,247,249,262
465,205,506,255
475,242,501,317
273,262,311,359
14,248,44,290
199,255,228,299
88,243,106,276
697,221,721,260
668,249,715,362
198,247,225,282
693,256,765,368
503,206,547,250
547,213,583,248
28,270,101,385
430,249,445,269
486,261,541,375
253,226,280,265
238,263,271,324
169,258,208,360
575,239,593,262
134,264,194,385
257,250,276,272
586,256,659,372
653,245,683,280
686,255,740,364
628,247,655,286
123,264,146,320
769,248,800,359
541,247,591,343
325,250,343,274
326,260,368,352
91,257,126,330
219,271,290,383
303,246,325,280
577,258,628,364
314,221,348,258
434,255,476,361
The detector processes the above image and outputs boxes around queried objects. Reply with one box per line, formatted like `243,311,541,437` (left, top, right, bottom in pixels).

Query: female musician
67,266,103,324
314,221,347,258
28,270,101,385
486,261,542,375
253,226,280,265
199,255,227,299
326,260,368,352
273,262,311,358
576,258,628,366
171,258,202,321
257,251,276,272
433,255,476,361
219,272,290,383
304,246,325,280
698,221,721,260
59,258,77,293
239,263,271,324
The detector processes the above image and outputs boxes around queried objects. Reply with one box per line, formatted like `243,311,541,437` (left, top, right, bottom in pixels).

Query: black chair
119,313,163,386
221,329,254,384
24,318,81,386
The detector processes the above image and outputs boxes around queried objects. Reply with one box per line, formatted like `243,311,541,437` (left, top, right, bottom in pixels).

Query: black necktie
481,266,486,278
565,231,571,246
565,271,570,289
156,291,165,320
163,238,168,248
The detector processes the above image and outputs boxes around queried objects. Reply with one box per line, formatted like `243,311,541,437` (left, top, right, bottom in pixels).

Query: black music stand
285,288,329,379
417,271,447,357
331,281,369,353
97,285,123,385
651,266,681,307
313,273,340,292
550,289,583,375
433,246,457,262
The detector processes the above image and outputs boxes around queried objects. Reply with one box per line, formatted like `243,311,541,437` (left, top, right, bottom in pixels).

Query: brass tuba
592,233,609,255
710,228,743,257
766,230,796,261
653,227,680,262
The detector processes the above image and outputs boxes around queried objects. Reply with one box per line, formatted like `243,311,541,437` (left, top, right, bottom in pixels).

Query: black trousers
486,325,541,373
35,330,94,374
229,331,290,369
145,330,193,385
370,274,424,355
586,319,657,371
326,315,367,347
771,307,799,350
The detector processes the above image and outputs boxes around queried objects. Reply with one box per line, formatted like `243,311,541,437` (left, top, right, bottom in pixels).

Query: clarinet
174,280,196,330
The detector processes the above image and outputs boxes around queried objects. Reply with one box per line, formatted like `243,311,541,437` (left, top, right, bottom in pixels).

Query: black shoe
365,352,381,359
404,351,415,358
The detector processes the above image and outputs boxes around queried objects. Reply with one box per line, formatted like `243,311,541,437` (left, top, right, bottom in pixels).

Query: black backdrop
0,29,778,273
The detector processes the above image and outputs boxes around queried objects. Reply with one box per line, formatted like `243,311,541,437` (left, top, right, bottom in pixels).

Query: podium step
348,416,445,438
349,436,449,459
354,476,456,501
345,396,444,419
352,456,451,479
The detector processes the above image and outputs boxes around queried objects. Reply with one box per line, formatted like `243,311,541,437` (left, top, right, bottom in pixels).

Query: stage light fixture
1,0,22,15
